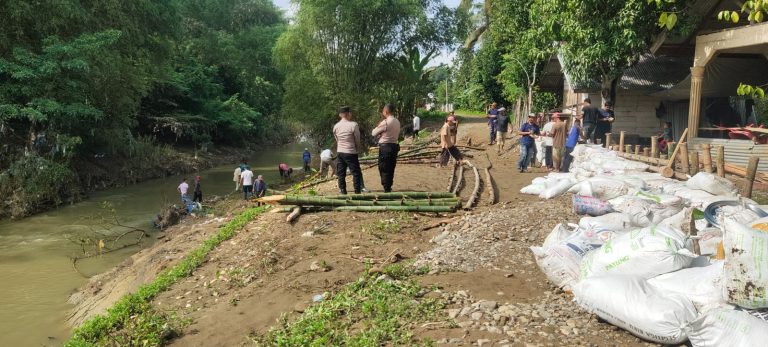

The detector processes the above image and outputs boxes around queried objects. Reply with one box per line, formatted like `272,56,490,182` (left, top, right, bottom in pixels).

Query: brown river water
0,144,308,346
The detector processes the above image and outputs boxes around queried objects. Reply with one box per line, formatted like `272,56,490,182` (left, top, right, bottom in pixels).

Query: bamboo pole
678,143,689,175
484,168,496,205
286,207,301,223
616,152,669,166
725,163,768,182
447,164,457,192
452,164,464,194
700,143,713,173
743,156,760,198
662,128,688,178
625,145,632,153
643,147,650,157
305,205,456,213
464,161,481,210
648,165,689,180
320,192,457,200
634,145,641,155
716,145,725,177
689,150,699,175
266,196,459,207
605,133,612,148
650,136,658,158
619,131,626,152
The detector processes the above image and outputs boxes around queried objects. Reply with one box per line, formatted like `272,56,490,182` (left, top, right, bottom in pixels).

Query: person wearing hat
517,114,540,173
372,103,401,193
253,174,267,205
495,107,510,153
439,115,464,166
192,175,203,203
550,113,568,172
333,106,364,194
302,148,312,173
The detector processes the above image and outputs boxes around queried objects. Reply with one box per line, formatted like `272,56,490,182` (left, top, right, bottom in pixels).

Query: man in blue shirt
487,102,499,145
302,148,311,173
560,115,582,172
517,114,540,173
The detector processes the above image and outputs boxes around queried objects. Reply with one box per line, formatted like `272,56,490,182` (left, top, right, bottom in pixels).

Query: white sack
687,172,738,196
688,308,768,347
695,228,723,256
578,213,634,233
580,225,695,280
648,261,725,312
723,218,768,309
542,223,576,248
610,196,684,227
520,183,546,195
573,275,697,344
539,178,575,199
575,177,630,200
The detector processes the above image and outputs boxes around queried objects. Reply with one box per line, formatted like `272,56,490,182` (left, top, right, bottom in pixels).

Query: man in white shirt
541,114,555,171
177,178,190,203
412,114,421,139
239,166,254,200
319,148,335,178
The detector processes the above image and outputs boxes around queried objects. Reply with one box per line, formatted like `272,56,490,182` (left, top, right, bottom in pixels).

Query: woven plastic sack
648,261,725,312
687,172,738,196
572,195,613,216
723,218,768,309
688,308,768,347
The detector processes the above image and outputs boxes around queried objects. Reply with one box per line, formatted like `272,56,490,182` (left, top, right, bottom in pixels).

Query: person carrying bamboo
372,103,401,193
439,115,464,167
333,106,364,194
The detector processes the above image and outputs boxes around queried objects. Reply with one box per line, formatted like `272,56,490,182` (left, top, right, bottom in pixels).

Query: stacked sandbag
723,219,768,309
687,172,738,196
687,308,768,347
648,261,725,312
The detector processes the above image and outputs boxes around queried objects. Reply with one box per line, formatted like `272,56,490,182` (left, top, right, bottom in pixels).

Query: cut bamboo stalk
605,133,612,148
321,192,457,200
716,145,725,177
700,143,713,173
689,150,699,175
634,145,641,155
266,196,459,207
724,163,768,182
616,152,669,166
643,147,650,157
662,128,688,178
286,207,301,223
464,161,481,210
744,156,760,198
648,165,688,180
447,164,457,192
625,145,632,153
484,167,496,205
452,164,464,194
619,131,626,152
293,205,456,213
650,136,658,158
678,142,689,175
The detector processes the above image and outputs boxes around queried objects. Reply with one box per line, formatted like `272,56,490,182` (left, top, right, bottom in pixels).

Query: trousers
378,143,400,192
337,152,362,194
560,146,575,172
517,143,535,171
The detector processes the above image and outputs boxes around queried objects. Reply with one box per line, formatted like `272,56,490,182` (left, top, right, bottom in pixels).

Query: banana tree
392,48,437,122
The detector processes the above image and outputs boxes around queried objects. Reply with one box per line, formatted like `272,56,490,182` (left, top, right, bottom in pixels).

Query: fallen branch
463,161,481,210
452,164,464,194
420,217,461,231
484,167,496,205
286,206,301,223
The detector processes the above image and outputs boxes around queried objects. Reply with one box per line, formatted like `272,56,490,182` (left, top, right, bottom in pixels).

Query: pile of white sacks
522,144,768,346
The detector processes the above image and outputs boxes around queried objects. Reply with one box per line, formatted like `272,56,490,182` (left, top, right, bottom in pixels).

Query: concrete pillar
687,66,706,138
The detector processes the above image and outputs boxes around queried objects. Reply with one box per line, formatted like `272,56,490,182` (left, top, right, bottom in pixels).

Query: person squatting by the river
439,115,464,167
178,178,189,203
372,103,401,193
486,102,499,145
240,166,254,199
302,148,311,173
193,175,203,203
278,163,293,181
333,106,364,194
518,114,540,173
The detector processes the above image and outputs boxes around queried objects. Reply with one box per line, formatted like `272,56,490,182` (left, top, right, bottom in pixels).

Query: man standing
561,115,582,172
240,166,254,200
449,111,459,144
541,114,554,170
233,161,245,192
333,106,364,194
581,98,601,143
439,116,464,166
302,148,311,173
486,102,499,145
319,148,335,178
193,175,203,203
496,107,510,153
595,102,615,147
550,113,568,172
372,103,401,193
517,115,540,173
412,113,421,139
178,178,190,203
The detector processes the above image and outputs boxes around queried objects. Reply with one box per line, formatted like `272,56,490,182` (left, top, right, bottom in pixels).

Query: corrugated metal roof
559,53,693,92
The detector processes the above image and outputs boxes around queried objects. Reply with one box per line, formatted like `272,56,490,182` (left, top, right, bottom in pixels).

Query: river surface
0,144,308,346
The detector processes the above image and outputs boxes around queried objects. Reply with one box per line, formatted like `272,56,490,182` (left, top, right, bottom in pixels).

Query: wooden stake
678,142,689,175
662,128,688,178
743,156,760,198
625,145,632,153
643,147,650,157
605,133,612,148
700,143,713,173
650,136,658,158
619,131,626,152
634,145,641,155
689,150,699,175
716,145,725,177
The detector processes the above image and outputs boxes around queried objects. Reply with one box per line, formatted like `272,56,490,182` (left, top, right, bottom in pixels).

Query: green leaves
719,10,741,23
737,83,766,99
658,12,677,29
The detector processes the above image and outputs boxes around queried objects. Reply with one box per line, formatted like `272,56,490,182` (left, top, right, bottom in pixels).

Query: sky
271,0,464,66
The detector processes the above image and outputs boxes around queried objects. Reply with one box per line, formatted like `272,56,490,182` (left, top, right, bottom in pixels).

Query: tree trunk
600,76,618,107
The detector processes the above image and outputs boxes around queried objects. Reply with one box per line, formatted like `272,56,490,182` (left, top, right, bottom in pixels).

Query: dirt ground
69,115,657,347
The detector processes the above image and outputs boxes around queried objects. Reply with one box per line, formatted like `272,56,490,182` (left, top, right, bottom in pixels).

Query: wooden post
716,145,725,177
605,133,612,148
700,143,713,173
650,136,658,158
689,150,699,175
743,156,760,198
625,145,632,153
643,147,650,157
678,143,689,174
634,145,641,155
619,131,626,152
596,138,602,145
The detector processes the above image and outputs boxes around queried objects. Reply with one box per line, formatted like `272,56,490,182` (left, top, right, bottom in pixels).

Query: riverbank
66,119,657,346
0,145,254,221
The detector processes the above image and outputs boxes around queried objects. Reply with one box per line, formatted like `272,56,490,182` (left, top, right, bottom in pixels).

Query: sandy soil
69,116,655,347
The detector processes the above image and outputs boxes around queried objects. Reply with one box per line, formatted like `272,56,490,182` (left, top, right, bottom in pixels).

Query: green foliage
0,155,78,218
416,109,449,121
66,206,269,346
532,91,559,113
255,266,444,346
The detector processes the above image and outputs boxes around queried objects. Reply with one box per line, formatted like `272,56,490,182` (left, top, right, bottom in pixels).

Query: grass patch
253,264,444,347
65,206,269,347
454,109,486,117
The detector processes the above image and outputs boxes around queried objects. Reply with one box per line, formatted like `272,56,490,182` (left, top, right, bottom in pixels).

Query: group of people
486,103,512,152
177,176,203,204
233,161,267,200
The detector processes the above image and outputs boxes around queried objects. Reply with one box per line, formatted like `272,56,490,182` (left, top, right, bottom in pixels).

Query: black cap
339,106,350,114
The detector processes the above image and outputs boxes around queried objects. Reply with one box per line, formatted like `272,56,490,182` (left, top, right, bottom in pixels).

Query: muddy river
0,144,308,346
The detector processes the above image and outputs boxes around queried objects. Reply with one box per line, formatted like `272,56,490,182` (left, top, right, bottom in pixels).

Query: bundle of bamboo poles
261,192,460,222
